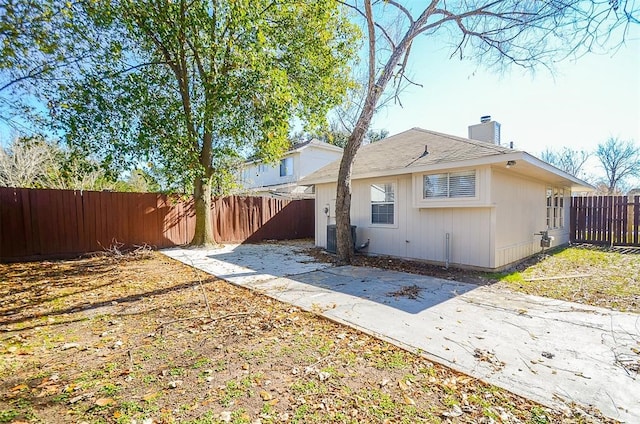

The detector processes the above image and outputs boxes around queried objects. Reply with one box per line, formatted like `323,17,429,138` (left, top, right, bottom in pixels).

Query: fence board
1,187,314,262
628,196,640,246
571,195,640,246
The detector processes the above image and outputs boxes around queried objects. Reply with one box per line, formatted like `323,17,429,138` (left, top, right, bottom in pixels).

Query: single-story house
236,139,343,198
301,126,593,271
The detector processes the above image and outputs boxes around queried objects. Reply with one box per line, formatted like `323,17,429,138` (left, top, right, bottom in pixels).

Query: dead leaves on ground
1,252,615,423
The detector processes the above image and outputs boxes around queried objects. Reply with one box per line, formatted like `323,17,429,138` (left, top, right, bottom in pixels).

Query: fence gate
570,195,640,246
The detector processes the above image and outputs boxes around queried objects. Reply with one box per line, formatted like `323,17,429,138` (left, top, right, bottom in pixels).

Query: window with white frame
546,187,565,229
371,183,395,225
424,170,476,198
279,157,293,177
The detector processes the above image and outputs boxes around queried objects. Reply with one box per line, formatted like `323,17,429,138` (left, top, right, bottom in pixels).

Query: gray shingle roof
303,127,518,182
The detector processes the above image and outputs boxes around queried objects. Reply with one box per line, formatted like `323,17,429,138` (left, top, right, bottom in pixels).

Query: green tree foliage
0,1,102,129
26,0,359,245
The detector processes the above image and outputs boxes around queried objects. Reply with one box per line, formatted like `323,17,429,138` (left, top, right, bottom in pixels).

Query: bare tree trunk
191,174,215,246
334,1,431,264
335,100,377,264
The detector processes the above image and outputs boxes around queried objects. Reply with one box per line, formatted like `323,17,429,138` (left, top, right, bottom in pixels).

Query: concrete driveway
162,242,640,422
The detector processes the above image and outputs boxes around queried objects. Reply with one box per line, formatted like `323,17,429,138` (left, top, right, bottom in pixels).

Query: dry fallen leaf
95,397,114,407
403,394,415,405
259,390,273,401
11,383,28,392
143,391,160,402
442,404,464,417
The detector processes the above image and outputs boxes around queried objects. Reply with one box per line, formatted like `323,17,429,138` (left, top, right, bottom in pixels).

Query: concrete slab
162,242,332,285
162,243,640,422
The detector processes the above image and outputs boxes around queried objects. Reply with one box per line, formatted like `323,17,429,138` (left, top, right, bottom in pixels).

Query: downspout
445,233,450,269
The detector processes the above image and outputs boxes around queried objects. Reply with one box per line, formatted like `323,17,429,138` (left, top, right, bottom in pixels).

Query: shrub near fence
0,187,314,262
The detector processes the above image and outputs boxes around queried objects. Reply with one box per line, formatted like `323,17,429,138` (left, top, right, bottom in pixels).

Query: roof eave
520,152,595,191
302,151,595,191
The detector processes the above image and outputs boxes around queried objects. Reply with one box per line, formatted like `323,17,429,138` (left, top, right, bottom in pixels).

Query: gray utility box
326,225,356,254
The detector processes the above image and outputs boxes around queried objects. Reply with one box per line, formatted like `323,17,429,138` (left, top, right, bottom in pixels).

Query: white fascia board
292,141,343,154
303,151,594,191
303,152,525,185
519,152,594,190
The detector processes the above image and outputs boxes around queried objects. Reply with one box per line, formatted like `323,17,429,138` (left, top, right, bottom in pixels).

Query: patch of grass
103,362,119,373
529,406,551,424
496,246,640,313
191,357,211,369
290,378,327,396
100,382,120,396
238,347,270,363
142,374,157,384
0,409,21,424
220,379,249,407
338,350,358,365
51,392,70,403
182,411,216,424
362,389,398,420
230,408,251,424
114,400,146,423
169,366,184,376
375,349,409,370
213,359,227,372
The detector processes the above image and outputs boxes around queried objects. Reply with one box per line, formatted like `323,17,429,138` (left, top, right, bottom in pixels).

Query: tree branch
364,0,376,95
383,0,415,24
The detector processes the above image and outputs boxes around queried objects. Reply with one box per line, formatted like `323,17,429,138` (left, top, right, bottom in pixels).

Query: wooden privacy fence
570,195,640,246
0,187,314,262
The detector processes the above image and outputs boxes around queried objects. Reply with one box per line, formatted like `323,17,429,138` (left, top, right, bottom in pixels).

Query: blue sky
369,28,640,186
2,7,638,186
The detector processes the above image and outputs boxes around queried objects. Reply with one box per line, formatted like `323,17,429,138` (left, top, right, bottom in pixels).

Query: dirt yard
0,250,614,423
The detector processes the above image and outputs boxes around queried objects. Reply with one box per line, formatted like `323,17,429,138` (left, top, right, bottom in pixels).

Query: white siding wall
315,183,337,246
241,146,341,190
491,169,570,268
315,176,493,268
298,146,342,180
314,168,572,270
240,153,300,188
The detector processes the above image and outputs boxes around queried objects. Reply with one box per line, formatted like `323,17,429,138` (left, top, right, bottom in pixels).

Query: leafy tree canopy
39,0,358,193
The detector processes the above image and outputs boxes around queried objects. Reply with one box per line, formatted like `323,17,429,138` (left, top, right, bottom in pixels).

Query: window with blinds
371,183,395,224
424,170,476,198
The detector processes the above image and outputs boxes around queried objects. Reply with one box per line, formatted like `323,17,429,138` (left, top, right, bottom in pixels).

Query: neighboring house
237,139,343,198
302,122,593,271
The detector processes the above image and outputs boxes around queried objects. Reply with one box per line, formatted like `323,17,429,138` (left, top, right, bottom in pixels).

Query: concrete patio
162,242,640,422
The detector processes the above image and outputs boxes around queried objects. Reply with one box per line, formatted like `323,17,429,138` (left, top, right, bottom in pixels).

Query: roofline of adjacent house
242,139,343,166
243,181,304,190
301,150,594,190
290,139,343,154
